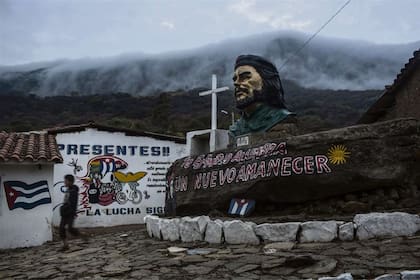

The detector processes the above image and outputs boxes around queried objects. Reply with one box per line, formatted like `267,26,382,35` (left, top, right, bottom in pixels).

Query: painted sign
52,129,187,227
3,180,51,210
169,142,347,193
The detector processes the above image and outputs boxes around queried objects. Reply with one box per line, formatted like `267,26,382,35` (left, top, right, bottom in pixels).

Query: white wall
0,164,54,249
52,128,187,227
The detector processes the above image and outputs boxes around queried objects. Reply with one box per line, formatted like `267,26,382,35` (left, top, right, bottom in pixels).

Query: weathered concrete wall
168,118,420,215
0,164,54,249
52,128,187,227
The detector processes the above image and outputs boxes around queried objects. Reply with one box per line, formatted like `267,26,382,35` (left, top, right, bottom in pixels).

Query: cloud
0,30,416,97
228,0,311,30
160,20,175,30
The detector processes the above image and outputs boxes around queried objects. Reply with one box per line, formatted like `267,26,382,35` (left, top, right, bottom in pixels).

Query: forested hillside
0,80,381,135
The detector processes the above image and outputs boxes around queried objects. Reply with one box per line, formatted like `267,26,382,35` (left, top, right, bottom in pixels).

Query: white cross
199,74,229,151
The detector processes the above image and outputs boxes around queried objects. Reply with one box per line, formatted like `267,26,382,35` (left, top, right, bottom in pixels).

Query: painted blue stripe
4,180,48,191
18,187,49,198
12,198,52,210
100,161,106,176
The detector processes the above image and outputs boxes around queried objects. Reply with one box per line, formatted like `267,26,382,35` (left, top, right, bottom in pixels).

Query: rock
167,247,188,254
261,258,286,269
144,215,155,237
171,119,420,215
223,220,259,245
339,222,355,241
263,242,295,252
374,274,401,280
298,258,337,274
401,270,420,280
232,247,260,254
28,269,59,279
347,268,370,277
201,260,225,268
375,189,385,197
144,215,161,239
182,265,213,275
284,255,316,267
342,201,369,213
186,248,216,255
150,219,162,239
234,264,260,274
318,273,353,280
160,218,180,241
130,270,151,277
389,188,400,200
179,217,203,242
354,212,420,240
191,216,210,234
255,222,300,242
62,247,103,258
204,219,224,244
181,255,207,264
344,194,357,201
299,221,338,243
102,263,132,276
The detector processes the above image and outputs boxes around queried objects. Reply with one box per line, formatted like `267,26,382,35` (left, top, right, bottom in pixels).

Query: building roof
0,132,63,163
46,122,186,144
358,49,420,124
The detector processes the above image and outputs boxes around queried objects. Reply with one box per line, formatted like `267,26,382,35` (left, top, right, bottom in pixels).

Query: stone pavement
0,225,419,280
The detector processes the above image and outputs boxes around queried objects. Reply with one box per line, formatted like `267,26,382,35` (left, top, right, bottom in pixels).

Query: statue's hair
235,54,286,109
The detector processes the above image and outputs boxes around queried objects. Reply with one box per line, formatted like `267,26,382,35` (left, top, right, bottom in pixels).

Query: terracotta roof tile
0,132,63,163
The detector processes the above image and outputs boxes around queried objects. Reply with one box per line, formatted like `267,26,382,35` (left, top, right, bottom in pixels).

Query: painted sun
327,144,350,165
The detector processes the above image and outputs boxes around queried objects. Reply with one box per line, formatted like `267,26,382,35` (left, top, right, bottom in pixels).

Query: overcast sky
0,0,419,66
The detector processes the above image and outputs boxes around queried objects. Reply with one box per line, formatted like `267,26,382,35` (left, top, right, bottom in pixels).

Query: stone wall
144,212,420,245
379,67,420,122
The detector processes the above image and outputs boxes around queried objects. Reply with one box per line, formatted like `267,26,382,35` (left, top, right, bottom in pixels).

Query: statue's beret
235,54,279,75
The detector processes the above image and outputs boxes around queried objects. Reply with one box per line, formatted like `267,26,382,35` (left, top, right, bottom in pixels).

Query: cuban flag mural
3,181,51,210
228,198,256,216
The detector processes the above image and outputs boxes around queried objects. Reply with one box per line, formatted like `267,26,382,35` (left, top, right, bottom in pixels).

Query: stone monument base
168,118,420,216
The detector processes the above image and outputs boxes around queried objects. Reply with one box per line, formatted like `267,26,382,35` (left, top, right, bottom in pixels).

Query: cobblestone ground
0,225,419,280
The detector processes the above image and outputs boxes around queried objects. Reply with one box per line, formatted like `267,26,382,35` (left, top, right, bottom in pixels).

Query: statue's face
233,65,263,109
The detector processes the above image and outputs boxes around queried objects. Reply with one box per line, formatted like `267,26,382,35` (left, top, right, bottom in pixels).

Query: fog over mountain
0,31,418,96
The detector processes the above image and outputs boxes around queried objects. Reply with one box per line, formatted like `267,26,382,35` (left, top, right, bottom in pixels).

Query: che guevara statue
229,54,295,137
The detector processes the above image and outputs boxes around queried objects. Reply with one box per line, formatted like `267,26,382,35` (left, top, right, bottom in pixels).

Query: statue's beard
235,88,264,110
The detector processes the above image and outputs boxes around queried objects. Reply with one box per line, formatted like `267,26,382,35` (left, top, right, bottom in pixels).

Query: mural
67,158,83,174
52,132,187,225
53,155,149,217
3,180,51,210
79,155,147,206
